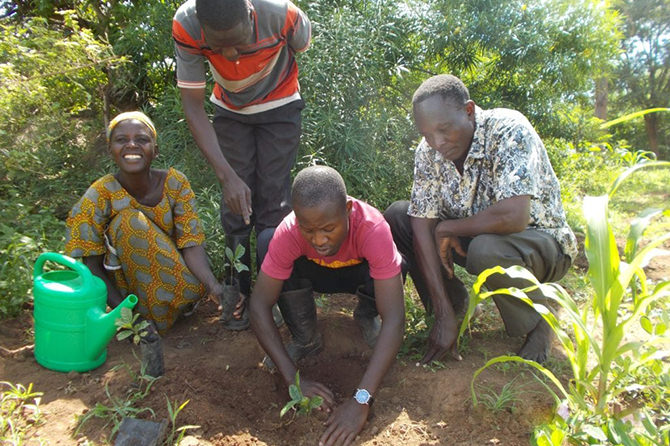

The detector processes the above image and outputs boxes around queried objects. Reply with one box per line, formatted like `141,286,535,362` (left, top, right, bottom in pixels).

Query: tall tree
613,0,670,157
1,0,179,113
421,0,621,139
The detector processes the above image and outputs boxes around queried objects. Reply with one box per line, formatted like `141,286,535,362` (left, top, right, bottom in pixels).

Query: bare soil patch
3,237,668,445
1,294,558,446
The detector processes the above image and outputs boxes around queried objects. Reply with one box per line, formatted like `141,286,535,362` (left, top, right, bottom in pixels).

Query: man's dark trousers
383,200,571,337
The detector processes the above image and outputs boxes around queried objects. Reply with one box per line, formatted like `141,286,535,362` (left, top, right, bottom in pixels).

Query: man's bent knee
465,234,517,276
383,200,410,227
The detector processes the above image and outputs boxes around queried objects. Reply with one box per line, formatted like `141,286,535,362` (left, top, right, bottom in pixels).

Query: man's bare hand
232,293,247,319
435,235,466,279
222,174,252,225
319,399,369,446
420,312,462,364
300,378,335,412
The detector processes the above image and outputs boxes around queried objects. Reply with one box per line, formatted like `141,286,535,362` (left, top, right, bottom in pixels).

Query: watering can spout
85,294,138,360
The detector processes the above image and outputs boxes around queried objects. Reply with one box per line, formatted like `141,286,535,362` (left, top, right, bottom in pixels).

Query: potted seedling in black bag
115,307,164,377
219,244,250,330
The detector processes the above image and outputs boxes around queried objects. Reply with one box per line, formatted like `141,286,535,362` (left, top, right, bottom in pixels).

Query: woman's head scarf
106,111,157,142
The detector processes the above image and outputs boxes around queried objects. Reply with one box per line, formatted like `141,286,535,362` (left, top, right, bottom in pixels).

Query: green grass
398,277,431,363
165,398,200,445
474,375,526,414
0,382,43,444
606,168,670,239
74,362,158,441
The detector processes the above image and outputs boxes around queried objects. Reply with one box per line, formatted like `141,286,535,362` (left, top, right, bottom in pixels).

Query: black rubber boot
263,281,323,370
257,228,284,328
271,303,284,327
354,286,381,348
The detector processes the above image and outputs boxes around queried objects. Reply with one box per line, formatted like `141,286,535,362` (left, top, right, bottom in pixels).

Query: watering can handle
33,252,93,290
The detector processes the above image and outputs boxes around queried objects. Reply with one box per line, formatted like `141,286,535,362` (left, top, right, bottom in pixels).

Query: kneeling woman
65,111,222,333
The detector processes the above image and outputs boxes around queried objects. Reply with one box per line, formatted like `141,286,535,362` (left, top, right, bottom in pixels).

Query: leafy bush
194,185,227,276
0,12,117,204
424,0,621,138
0,201,64,318
0,12,114,317
297,0,417,208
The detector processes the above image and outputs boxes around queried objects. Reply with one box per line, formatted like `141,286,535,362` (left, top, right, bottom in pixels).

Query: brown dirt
2,243,667,446
1,295,557,446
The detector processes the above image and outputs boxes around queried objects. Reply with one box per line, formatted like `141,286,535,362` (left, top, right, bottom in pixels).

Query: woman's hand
207,282,225,311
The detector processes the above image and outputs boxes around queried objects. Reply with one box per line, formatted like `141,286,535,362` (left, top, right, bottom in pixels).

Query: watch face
354,389,371,404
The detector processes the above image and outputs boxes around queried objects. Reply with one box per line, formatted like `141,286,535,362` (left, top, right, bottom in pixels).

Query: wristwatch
353,388,374,406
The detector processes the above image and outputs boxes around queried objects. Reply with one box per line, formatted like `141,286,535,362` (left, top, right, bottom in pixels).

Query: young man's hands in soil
319,399,369,446
300,378,334,411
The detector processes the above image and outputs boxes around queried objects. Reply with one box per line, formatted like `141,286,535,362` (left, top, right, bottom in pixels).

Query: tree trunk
643,113,660,158
595,77,608,120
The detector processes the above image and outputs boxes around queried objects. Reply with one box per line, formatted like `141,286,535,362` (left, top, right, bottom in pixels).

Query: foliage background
0,1,668,443
0,0,666,312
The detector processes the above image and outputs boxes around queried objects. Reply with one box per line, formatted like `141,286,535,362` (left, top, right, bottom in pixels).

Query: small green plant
164,397,199,446
475,375,525,414
314,293,329,309
224,244,249,285
0,381,43,444
74,363,158,440
115,307,151,345
280,372,323,418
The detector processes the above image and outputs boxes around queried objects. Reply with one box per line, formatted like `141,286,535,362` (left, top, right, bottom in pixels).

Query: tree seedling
280,371,323,418
224,245,249,285
115,307,150,345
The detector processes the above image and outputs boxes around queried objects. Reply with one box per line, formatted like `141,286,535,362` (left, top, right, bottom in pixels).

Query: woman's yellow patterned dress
65,168,206,332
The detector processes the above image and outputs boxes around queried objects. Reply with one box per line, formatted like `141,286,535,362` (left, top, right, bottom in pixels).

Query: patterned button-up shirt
408,106,577,260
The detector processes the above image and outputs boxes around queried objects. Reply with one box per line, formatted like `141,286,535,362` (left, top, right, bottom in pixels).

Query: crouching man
250,165,405,446
385,74,577,365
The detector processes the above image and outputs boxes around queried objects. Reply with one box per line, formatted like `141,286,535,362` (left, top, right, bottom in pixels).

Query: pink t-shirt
262,197,402,281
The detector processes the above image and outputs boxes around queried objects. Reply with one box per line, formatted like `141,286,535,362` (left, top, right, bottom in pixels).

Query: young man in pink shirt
250,166,405,446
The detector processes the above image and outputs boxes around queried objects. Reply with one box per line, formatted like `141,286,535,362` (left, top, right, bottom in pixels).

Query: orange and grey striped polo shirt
173,0,310,114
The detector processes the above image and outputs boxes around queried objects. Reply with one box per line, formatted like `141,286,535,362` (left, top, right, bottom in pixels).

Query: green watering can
33,252,138,372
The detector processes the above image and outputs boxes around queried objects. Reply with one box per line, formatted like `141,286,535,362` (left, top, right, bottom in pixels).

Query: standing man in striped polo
172,0,311,329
